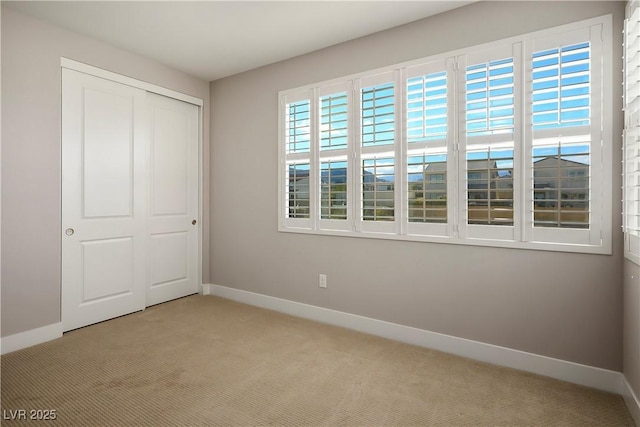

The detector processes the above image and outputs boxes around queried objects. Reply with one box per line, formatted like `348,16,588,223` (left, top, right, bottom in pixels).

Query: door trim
60,58,204,314
61,58,203,106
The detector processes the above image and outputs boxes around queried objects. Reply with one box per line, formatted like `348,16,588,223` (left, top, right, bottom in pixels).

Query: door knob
192,219,197,225
65,228,75,236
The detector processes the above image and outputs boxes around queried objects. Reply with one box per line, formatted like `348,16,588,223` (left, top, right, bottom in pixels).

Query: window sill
278,225,612,255
625,234,640,265
626,253,640,265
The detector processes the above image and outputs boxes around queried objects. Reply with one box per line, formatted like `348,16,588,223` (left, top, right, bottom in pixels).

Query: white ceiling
3,1,475,81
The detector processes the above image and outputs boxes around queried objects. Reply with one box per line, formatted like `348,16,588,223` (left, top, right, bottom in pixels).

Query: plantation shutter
625,0,640,261
281,90,314,229
278,16,612,255
405,59,455,237
458,43,521,242
357,71,398,234
525,24,605,247
318,81,352,231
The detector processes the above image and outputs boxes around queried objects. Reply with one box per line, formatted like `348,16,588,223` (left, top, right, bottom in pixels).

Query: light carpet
1,295,634,426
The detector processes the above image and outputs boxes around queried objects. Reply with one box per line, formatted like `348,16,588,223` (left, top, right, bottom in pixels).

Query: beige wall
624,258,640,398
1,7,210,337
210,1,626,371
1,0,629,375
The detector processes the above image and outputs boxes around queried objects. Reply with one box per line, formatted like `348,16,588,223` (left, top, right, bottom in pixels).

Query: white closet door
146,93,199,306
62,69,147,331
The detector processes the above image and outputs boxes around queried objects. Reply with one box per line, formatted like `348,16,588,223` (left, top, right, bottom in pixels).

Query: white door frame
60,57,205,308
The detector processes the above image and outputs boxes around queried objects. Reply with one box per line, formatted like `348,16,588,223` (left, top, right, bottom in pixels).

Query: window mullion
360,73,397,232
310,87,320,230
317,82,352,230
346,80,356,231
512,41,524,243
347,80,360,231
456,54,469,239
523,40,534,244
589,23,605,247
353,78,363,232
397,68,407,235
447,56,458,238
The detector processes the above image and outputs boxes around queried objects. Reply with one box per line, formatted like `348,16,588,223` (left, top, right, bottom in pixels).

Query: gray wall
624,258,640,399
1,7,211,337
210,1,626,371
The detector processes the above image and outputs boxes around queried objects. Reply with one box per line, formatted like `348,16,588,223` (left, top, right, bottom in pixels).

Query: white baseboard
208,284,624,396
1,322,63,355
3,287,636,423
200,283,211,296
622,377,640,426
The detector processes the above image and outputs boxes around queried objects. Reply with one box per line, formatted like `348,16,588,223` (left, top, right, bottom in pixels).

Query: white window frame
624,0,640,264
318,81,353,232
404,58,456,238
458,43,522,243
278,15,613,255
280,89,314,230
356,71,400,235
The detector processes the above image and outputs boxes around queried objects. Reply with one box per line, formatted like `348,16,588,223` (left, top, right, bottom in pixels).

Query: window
361,81,395,148
406,59,453,236
278,16,612,254
318,82,352,230
285,99,311,154
320,92,348,151
624,0,640,263
282,93,313,228
362,157,395,222
466,148,514,227
321,160,348,220
406,70,448,142
287,163,310,219
531,43,591,131
458,44,519,241
358,73,397,233
524,25,606,248
408,154,447,222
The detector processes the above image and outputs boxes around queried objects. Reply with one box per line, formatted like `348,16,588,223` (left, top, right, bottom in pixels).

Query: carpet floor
0,295,634,426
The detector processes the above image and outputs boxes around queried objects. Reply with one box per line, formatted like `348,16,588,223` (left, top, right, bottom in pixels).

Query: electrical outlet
319,274,327,288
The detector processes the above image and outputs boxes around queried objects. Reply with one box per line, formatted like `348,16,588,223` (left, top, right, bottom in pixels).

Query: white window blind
286,99,311,154
526,24,604,247
407,153,447,223
466,147,515,227
321,160,348,220
465,57,515,137
320,92,348,151
405,59,453,237
278,15,612,254
285,97,311,218
358,72,398,234
407,71,448,143
532,143,590,229
624,0,640,262
362,157,395,221
625,0,640,130
361,82,395,147
282,91,314,228
318,82,352,231
458,44,519,242
624,128,640,249
532,43,591,130
287,163,310,219
531,39,591,231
